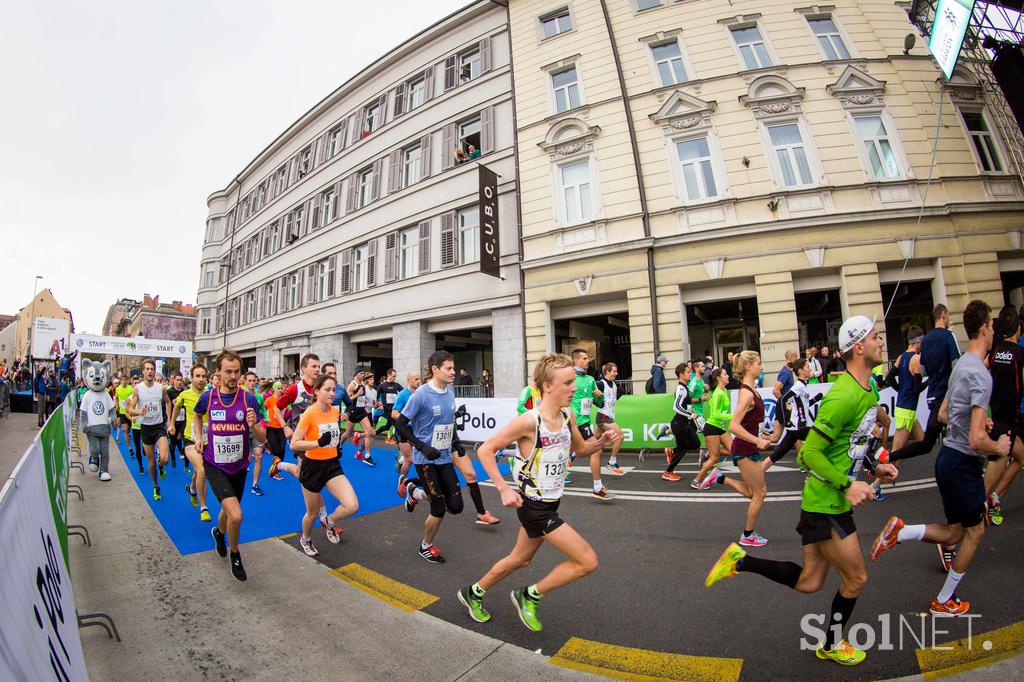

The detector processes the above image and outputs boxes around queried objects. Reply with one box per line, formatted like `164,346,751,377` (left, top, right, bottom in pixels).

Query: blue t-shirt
921,327,960,407
332,383,350,409
194,389,262,419
776,365,794,398
393,388,412,415
401,382,455,465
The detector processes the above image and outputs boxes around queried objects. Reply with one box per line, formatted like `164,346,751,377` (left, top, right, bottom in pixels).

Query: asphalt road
280,445,1024,680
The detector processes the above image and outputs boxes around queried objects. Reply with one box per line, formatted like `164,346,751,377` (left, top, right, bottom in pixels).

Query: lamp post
26,274,42,361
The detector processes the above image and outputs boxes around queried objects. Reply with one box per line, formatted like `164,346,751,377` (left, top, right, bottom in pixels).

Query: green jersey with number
797,371,880,514
687,376,706,418
116,384,134,414
570,372,603,426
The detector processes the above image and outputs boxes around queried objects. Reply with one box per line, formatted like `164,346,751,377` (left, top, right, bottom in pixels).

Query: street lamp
27,274,42,360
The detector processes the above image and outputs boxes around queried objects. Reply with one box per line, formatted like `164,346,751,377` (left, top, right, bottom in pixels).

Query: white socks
937,569,965,603
413,488,426,501
593,479,603,493
897,524,926,543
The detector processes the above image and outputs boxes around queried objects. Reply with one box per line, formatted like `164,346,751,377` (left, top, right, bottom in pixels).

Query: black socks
737,555,802,589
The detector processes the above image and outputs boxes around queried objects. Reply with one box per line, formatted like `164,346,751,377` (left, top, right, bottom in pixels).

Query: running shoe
705,542,746,588
815,640,866,666
990,494,1004,526
930,596,970,616
152,486,161,501
159,465,166,481
457,586,491,623
661,472,682,482
937,544,957,571
700,469,724,490
592,487,615,501
99,472,111,481
271,472,284,481
606,462,624,475
352,433,362,449
870,516,904,561
510,588,542,632
251,484,264,497
657,425,671,440
268,458,280,479
476,511,500,525
318,506,329,527
872,481,886,501
690,478,702,490
397,474,408,498
299,536,319,557
738,531,767,547
212,527,227,558
419,544,445,564
200,508,211,522
229,552,247,582
362,453,377,467
89,459,99,473
405,482,418,513
698,449,709,466
564,475,573,485
185,483,198,507
354,448,365,461
138,463,144,475
324,522,343,544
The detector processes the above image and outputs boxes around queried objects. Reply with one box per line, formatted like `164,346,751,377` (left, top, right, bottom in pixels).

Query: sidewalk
68,436,599,681
0,412,40,481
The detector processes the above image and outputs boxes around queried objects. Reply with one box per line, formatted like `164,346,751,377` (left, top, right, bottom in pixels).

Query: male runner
986,305,1024,524
127,359,172,500
890,305,959,462
193,349,264,582
595,362,624,474
763,358,816,472
772,349,798,401
262,381,286,481
569,349,614,501
273,353,320,478
706,316,899,666
393,370,421,497
344,369,378,466
170,364,211,522
115,375,135,458
689,358,711,464
166,373,187,471
243,371,269,496
872,300,1009,614
377,368,403,443
889,326,925,452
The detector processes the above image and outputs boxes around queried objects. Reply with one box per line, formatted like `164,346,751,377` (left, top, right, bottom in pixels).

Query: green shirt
797,371,880,514
115,384,134,414
570,372,603,426
687,376,706,418
517,385,540,415
707,387,731,430
244,387,268,420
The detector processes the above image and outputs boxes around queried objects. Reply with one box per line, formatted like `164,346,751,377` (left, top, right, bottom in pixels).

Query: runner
707,315,899,666
696,368,734,486
274,353,320,479
393,370,421,499
456,353,618,631
377,369,403,444
983,304,1024,525
393,350,464,563
115,374,135,460
700,351,773,546
193,349,264,582
888,327,925,453
516,378,541,415
890,305,960,462
166,373,187,471
344,369,378,467
595,362,624,475
243,371,268,496
290,373,360,558
662,362,702,487
763,358,816,473
688,358,710,466
127,359,172,501
872,300,1009,615
569,349,614,501
170,364,211,522
263,381,286,482
130,377,143,474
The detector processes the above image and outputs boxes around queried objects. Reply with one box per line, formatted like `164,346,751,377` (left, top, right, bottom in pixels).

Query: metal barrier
453,385,493,399
0,380,9,419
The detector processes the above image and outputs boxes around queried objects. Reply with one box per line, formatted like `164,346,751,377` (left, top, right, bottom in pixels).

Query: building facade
509,0,1024,385
194,1,524,396
100,295,196,373
14,288,74,362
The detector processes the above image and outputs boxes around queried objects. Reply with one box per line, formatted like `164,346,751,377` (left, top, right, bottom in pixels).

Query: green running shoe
705,542,746,588
511,588,542,632
816,640,866,666
457,587,491,623
152,486,162,501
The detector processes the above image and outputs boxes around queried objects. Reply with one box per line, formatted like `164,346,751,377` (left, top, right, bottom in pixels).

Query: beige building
13,288,74,361
509,0,1024,384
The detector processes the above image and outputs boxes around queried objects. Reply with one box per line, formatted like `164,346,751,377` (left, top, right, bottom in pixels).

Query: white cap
838,315,876,354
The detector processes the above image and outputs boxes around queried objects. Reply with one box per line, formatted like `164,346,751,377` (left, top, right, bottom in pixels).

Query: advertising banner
70,333,193,376
31,317,71,359
929,0,976,79
478,165,501,279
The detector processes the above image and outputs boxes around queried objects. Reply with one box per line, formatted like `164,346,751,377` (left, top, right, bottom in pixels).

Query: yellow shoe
200,508,212,523
816,640,866,666
705,542,746,588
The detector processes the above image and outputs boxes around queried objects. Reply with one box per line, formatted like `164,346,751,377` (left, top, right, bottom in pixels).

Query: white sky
0,0,470,332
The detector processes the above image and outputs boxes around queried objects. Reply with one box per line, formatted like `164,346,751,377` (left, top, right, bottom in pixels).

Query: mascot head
82,359,112,392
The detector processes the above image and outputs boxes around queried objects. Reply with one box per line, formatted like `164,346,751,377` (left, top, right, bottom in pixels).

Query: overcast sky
0,0,470,333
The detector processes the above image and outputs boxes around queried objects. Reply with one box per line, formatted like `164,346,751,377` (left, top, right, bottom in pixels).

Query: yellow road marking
278,532,298,540
550,637,742,682
329,563,438,612
916,620,1024,679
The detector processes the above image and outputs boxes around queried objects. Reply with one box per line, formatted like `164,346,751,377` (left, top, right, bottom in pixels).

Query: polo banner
478,165,500,279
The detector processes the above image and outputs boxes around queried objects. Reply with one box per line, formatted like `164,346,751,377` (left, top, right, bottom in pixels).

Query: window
214,305,223,333
459,117,481,156
767,123,814,187
961,111,1004,172
316,259,332,301
403,146,422,187
292,205,305,238
636,0,661,10
399,227,419,278
265,282,276,317
651,41,688,86
200,309,212,335
459,48,481,84
274,166,287,194
365,101,383,134
203,265,215,288
808,17,851,60
675,136,719,201
298,147,312,177
731,26,773,70
853,116,900,179
458,207,480,265
287,272,301,310
257,184,266,208
552,66,580,113
353,245,369,291
407,76,426,110
246,291,256,324
358,167,374,207
560,160,593,224
322,188,336,224
541,8,572,39
327,126,344,157
269,221,280,253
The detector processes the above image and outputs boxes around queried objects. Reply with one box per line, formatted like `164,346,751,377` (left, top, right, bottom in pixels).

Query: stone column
311,333,358,380
755,271,799,378
392,321,435,382
255,345,279,378
937,251,1003,346
491,306,526,398
840,262,885,327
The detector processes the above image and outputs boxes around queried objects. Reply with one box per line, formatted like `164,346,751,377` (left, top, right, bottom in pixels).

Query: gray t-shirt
943,352,991,458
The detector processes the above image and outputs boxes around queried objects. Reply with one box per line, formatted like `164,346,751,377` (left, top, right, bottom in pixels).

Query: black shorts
990,420,1023,458
347,408,369,424
596,413,615,426
141,424,167,446
935,445,986,528
265,426,286,458
205,465,247,502
578,423,594,440
299,457,344,494
118,413,132,427
516,496,565,538
703,423,726,437
184,438,195,449
796,509,857,546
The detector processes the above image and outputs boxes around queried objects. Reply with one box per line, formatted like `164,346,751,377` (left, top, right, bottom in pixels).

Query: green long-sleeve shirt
706,387,731,430
571,371,604,426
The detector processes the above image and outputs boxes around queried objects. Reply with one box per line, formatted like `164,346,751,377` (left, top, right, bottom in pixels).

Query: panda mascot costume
79,359,118,481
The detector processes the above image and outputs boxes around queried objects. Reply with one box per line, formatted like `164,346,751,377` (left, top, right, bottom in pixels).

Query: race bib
846,442,868,479
431,423,454,450
356,395,369,408
317,422,340,449
145,400,160,415
176,408,186,422
386,393,397,404
694,415,706,431
536,455,570,495
119,399,127,410
581,398,593,414
213,434,244,464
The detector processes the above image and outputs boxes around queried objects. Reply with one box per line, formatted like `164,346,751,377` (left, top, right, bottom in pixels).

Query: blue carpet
111,431,508,555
